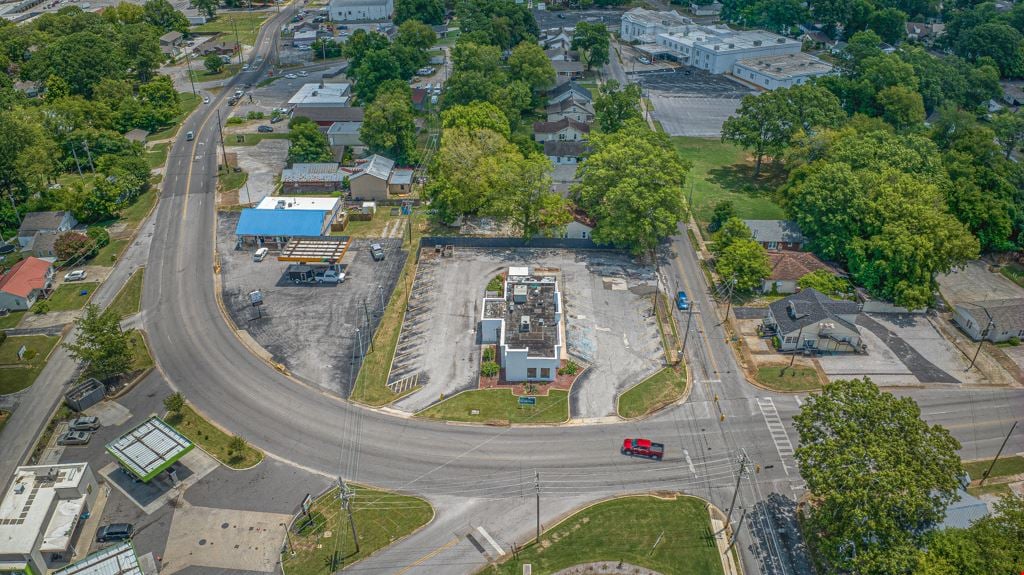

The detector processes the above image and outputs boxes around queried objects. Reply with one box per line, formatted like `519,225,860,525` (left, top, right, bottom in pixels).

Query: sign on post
518,396,536,406
301,493,312,516
17,345,27,361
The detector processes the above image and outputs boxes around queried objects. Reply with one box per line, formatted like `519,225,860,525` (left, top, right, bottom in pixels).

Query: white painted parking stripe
476,526,505,556
756,398,795,476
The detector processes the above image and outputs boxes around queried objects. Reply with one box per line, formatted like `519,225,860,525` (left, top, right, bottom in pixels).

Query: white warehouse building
480,267,563,382
619,7,691,43
653,26,802,74
327,0,393,22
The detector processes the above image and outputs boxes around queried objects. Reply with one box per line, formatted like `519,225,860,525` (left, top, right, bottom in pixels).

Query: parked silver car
57,430,92,445
69,416,100,431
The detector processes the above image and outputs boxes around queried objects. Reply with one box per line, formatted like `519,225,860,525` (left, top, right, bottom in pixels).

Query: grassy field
192,12,269,46
46,283,99,311
151,93,201,140
671,137,786,226
754,365,822,392
190,63,241,82
128,330,154,372
281,486,433,575
1001,263,1024,289
488,495,723,575
0,311,25,330
109,270,144,319
94,238,130,266
146,142,170,169
963,455,1024,482
417,389,569,425
226,132,290,146
341,212,410,237
166,404,264,469
618,366,687,419
120,188,158,229
0,335,60,395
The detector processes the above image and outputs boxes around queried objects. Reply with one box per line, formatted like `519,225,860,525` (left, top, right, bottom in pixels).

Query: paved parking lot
634,68,754,137
217,211,406,396
391,248,662,418
533,8,622,30
937,260,1024,305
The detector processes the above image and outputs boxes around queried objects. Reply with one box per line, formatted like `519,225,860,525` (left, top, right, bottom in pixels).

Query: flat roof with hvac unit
105,416,194,482
278,236,351,263
51,541,142,575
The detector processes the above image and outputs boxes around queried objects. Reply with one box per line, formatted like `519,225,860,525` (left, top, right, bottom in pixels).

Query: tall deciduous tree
395,0,444,25
352,48,402,102
441,102,511,139
508,41,556,96
593,80,642,133
572,120,688,253
361,81,417,164
721,91,796,176
990,109,1024,159
189,0,217,19
287,119,332,164
715,237,770,291
794,378,963,575
143,0,188,33
204,53,224,74
571,21,610,71
65,304,135,380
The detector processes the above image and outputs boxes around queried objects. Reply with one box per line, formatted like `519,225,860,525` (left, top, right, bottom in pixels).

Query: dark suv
96,523,134,542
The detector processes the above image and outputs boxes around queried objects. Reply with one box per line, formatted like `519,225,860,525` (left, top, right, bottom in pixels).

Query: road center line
394,537,459,575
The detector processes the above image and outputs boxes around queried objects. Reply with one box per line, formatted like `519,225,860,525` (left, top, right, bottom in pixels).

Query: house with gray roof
744,219,807,251
17,211,77,248
348,154,394,201
763,288,863,353
547,82,592,105
953,298,1024,343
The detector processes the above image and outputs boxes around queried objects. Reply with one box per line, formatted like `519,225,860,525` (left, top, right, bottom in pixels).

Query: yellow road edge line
393,536,459,575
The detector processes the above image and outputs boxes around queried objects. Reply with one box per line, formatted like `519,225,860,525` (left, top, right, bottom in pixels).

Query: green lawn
192,12,270,46
618,366,687,419
0,311,25,330
341,212,406,238
0,410,9,435
166,404,264,469
671,137,786,226
190,63,241,82
755,365,822,392
128,330,154,372
963,455,1024,482
150,92,202,140
120,187,158,230
226,132,290,146
489,495,723,575
0,335,60,395
108,269,144,319
417,389,569,425
281,486,433,575
218,167,248,192
146,142,170,169
967,483,1012,498
94,238,129,266
46,283,100,311
1001,263,1024,289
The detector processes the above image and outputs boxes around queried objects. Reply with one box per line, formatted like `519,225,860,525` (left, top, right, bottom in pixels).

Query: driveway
857,315,960,384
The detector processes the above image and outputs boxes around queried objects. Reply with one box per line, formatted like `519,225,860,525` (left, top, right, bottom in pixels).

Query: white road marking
756,397,795,477
794,395,802,407
476,526,505,556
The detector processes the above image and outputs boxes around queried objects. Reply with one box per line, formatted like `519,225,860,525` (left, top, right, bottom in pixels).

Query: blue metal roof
235,208,326,237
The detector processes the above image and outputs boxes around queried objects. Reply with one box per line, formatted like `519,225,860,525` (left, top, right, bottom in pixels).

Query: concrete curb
162,406,265,472
615,363,694,422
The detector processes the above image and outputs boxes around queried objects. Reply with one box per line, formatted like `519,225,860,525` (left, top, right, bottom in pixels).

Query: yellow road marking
674,249,722,379
393,537,459,575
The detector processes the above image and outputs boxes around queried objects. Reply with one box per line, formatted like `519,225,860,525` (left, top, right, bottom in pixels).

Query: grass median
963,454,1024,496
166,404,264,469
108,269,144,319
0,335,60,395
417,388,569,425
618,366,687,419
0,311,25,330
754,365,822,392
281,485,432,575
488,495,723,575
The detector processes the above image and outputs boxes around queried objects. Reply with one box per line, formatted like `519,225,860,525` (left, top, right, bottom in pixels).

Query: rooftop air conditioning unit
753,40,762,46
520,316,531,332
276,200,286,209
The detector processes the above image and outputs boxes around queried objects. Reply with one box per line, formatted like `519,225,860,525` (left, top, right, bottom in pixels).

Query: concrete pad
86,400,133,427
101,449,219,515
1004,344,1024,372
937,260,1024,306
868,314,982,384
226,139,289,205
162,504,290,575
818,327,915,382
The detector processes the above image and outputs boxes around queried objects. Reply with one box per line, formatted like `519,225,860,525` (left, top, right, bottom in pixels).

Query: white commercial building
287,83,351,108
328,0,393,22
732,52,835,89
620,8,692,43
51,542,143,575
653,25,802,74
256,196,345,226
0,463,99,575
480,267,563,382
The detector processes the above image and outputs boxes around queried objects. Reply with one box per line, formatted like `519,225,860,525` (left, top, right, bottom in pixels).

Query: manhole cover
198,539,207,546
221,523,230,529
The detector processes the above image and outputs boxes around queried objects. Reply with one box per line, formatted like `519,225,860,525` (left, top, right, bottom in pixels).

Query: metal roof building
51,541,142,575
105,416,194,482
235,209,331,239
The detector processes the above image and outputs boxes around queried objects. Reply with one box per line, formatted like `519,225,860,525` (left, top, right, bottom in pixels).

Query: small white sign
17,345,27,361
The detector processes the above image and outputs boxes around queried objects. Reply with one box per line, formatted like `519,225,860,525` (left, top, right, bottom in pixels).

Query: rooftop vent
276,200,286,209
776,37,786,43
753,40,762,46
520,316,531,332
728,43,734,48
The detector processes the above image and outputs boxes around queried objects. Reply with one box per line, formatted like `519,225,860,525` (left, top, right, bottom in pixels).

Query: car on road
68,416,100,431
676,290,689,310
621,438,664,460
270,115,285,123
64,270,87,282
257,125,274,133
315,269,345,284
96,523,134,543
285,73,297,79
370,243,385,261
242,64,249,71
186,130,195,140
57,431,92,446
298,70,308,77
203,96,210,104
637,56,651,65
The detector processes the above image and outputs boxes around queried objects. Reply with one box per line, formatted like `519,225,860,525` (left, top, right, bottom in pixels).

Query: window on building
784,336,797,343
767,241,777,250
540,368,551,378
527,367,537,378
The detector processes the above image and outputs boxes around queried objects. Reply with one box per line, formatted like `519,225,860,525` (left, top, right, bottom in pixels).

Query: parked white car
64,270,87,282
285,73,298,79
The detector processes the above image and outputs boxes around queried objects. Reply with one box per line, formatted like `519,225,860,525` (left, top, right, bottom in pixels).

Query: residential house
292,105,364,127
563,207,594,239
197,40,238,56
328,0,393,22
326,121,364,160
348,154,395,201
431,24,449,38
690,1,723,17
545,48,578,61
0,256,54,311
388,168,414,196
546,81,592,105
1001,82,1024,107
281,163,347,193
763,288,863,353
905,22,945,43
159,31,184,56
17,211,77,248
541,29,574,50
762,251,835,294
13,80,41,98
799,29,835,50
953,298,1024,343
546,97,594,123
533,117,590,142
30,231,60,259
552,60,585,82
743,219,806,251
544,140,590,165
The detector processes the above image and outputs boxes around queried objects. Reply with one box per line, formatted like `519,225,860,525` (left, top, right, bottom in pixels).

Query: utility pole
980,421,1018,485
967,313,995,371
681,300,695,355
716,453,748,535
787,324,805,371
363,300,374,352
184,49,198,95
338,477,360,554
69,144,83,177
82,141,95,172
215,108,228,168
233,19,243,66
726,509,746,552
535,470,541,543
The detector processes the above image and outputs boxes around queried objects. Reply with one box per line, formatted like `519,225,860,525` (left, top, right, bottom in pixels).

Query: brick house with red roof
0,257,54,311
761,251,835,294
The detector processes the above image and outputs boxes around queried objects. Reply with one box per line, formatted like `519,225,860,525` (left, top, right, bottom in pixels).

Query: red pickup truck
621,438,664,460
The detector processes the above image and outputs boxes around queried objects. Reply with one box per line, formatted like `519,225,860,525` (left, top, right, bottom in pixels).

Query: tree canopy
65,304,135,380
593,80,642,133
361,81,418,164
